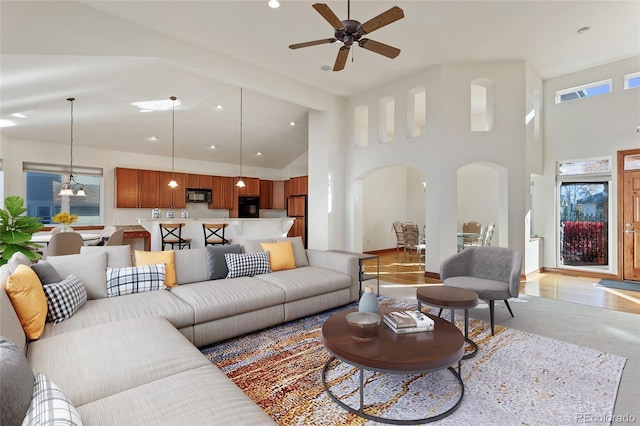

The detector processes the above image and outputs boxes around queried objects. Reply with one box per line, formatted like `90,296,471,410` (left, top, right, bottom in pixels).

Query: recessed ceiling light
268,0,279,8
290,121,296,126
11,113,27,118
209,145,217,149
320,65,332,71
256,152,263,156
131,99,181,111
215,104,223,110
577,26,590,34
147,136,159,142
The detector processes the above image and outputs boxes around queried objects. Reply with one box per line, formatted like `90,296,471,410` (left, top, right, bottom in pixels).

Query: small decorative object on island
358,285,379,314
166,210,174,219
52,211,78,232
152,208,160,219
181,210,189,219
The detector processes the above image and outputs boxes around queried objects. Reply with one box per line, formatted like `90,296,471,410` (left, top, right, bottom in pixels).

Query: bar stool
202,223,231,246
159,223,191,250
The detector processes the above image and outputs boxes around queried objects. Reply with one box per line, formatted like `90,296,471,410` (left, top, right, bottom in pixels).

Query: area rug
597,279,640,292
201,298,626,425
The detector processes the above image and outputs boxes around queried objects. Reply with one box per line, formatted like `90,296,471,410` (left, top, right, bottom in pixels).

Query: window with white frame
624,71,640,90
24,162,103,225
555,79,612,104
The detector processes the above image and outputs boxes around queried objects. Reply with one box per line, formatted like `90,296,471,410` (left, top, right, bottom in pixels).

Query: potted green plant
0,195,44,266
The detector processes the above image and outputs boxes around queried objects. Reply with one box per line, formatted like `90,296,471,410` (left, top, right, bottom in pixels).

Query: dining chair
159,223,191,250
401,223,422,262
86,226,117,246
49,227,64,235
104,229,125,246
482,223,495,246
462,221,483,248
202,223,231,246
47,232,84,256
392,221,406,258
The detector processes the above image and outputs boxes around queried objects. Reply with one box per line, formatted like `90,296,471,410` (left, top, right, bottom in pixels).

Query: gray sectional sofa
1,239,360,425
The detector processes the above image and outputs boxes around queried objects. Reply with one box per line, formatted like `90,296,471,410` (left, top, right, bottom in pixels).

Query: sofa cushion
106,264,166,297
135,250,176,287
174,248,209,284
47,253,108,300
260,241,296,271
30,261,62,285
76,366,275,425
169,277,285,323
81,245,132,268
22,373,83,426
39,290,195,339
241,238,273,253
28,317,211,407
275,236,309,267
253,266,352,302
225,252,271,278
0,337,34,426
43,274,87,324
205,244,242,280
5,264,48,340
7,252,31,273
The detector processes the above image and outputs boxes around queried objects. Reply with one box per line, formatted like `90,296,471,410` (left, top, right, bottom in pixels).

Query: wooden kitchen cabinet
115,167,160,208
158,172,186,209
137,170,160,208
287,195,306,217
289,176,308,196
187,174,212,189
236,177,260,196
287,217,306,246
259,180,273,209
210,175,234,209
272,180,286,210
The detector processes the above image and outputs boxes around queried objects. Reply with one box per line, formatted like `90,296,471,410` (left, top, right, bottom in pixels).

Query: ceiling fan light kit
289,1,404,71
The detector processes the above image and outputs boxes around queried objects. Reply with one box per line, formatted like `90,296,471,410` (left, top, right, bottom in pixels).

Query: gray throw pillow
206,244,242,280
0,337,35,426
31,262,63,285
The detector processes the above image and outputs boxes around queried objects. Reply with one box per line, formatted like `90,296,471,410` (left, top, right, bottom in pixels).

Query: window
624,72,640,90
555,79,612,104
24,162,103,225
556,158,611,271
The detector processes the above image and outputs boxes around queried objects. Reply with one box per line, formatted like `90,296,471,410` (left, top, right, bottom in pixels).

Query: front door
620,149,640,281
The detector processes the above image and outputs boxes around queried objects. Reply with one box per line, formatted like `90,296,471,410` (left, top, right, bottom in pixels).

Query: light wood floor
363,250,640,315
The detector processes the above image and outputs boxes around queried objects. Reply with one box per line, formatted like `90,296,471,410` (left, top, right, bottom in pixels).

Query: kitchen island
137,218,295,251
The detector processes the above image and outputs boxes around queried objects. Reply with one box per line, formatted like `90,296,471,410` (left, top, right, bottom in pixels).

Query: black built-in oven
238,196,260,218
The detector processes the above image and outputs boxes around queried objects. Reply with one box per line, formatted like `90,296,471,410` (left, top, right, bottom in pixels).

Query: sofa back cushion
0,265,27,352
47,252,108,300
274,236,309,267
81,245,132,268
174,248,209,284
242,238,274,253
0,337,34,426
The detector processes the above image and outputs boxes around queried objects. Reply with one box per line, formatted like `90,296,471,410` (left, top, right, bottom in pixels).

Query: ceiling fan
289,1,405,71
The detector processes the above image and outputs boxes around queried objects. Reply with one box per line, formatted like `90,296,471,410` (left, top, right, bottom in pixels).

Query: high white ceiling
1,1,639,170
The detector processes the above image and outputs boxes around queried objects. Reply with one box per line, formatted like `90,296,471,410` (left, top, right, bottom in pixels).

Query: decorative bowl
346,312,381,340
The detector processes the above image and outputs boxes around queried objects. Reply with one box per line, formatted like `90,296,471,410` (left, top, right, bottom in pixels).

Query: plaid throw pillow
106,263,166,297
21,373,83,426
42,274,87,324
225,252,271,278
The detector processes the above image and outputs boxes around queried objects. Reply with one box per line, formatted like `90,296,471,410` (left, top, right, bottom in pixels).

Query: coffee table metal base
321,356,464,425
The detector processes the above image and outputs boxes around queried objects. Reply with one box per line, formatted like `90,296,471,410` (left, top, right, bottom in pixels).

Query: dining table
31,233,101,244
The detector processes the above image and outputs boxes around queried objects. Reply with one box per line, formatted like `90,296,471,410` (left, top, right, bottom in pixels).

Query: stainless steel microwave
185,188,212,203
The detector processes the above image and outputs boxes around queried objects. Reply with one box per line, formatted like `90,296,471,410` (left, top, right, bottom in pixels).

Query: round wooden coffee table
321,307,465,424
417,286,479,359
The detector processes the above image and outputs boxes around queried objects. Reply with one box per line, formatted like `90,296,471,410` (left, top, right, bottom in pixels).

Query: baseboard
540,267,619,281
424,271,441,280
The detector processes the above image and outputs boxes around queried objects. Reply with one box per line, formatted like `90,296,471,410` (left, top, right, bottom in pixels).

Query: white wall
457,164,500,245
535,56,640,271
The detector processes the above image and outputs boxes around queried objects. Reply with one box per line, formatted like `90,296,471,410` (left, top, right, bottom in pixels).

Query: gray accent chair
440,246,522,335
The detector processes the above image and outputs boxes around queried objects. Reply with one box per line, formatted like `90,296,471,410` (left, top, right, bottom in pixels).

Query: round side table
417,286,479,359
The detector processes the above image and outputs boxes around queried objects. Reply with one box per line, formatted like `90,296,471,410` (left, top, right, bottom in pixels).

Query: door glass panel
623,154,640,171
559,182,609,267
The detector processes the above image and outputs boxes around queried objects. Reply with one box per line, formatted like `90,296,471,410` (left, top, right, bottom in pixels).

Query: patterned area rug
201,298,626,425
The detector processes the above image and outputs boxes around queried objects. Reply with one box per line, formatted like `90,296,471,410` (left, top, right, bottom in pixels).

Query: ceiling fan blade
359,6,404,35
289,38,337,49
312,3,344,29
333,46,350,71
358,38,401,59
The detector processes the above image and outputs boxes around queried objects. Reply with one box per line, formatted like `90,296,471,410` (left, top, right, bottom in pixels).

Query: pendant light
168,96,179,188
236,88,246,188
59,97,86,197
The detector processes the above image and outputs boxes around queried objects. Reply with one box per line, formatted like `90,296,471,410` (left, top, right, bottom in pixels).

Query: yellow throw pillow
260,241,296,272
5,264,48,340
135,250,176,287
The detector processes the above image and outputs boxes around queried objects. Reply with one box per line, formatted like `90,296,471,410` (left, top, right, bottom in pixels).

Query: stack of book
383,310,435,334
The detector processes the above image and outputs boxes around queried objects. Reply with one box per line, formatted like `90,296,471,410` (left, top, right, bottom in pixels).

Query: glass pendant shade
236,179,246,188
168,179,178,188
